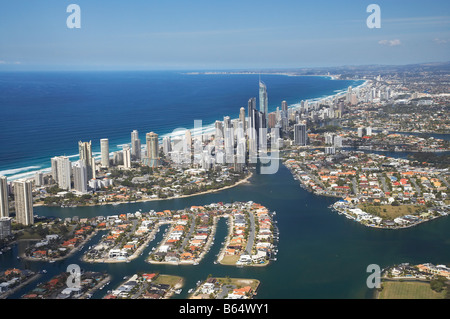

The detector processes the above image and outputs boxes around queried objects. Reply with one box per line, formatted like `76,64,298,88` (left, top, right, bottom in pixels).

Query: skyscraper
0,176,9,218
239,107,246,133
223,116,231,130
247,97,257,140
72,160,87,193
333,135,343,148
281,100,288,133
347,86,353,103
35,172,44,187
53,156,71,190
268,112,277,128
0,217,11,239
123,145,131,169
185,129,192,153
14,180,34,226
100,138,110,168
131,130,141,161
163,136,172,155
259,80,268,121
51,157,59,183
79,141,95,180
215,120,224,140
146,132,159,167
294,124,307,146
281,100,288,115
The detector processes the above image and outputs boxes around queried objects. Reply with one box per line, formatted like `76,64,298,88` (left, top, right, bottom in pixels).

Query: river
2,160,450,299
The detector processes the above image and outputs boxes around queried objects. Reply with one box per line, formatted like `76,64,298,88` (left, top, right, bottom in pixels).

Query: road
410,178,421,196
180,214,195,252
438,175,450,188
377,173,389,194
352,177,358,195
245,212,255,254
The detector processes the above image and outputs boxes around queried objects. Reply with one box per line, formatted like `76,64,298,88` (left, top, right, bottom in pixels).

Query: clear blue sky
0,0,449,70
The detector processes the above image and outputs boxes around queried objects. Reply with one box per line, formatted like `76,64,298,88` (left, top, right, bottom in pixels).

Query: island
103,273,184,299
188,276,260,299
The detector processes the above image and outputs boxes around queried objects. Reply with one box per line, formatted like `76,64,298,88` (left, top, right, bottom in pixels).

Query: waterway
2,160,450,299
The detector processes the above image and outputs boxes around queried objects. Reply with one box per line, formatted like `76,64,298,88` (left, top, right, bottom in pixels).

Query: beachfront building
239,107,246,133
123,145,131,169
79,141,95,180
131,130,141,161
13,180,34,226
100,138,110,168
0,176,9,218
145,132,159,168
162,136,172,155
259,80,268,121
72,160,88,194
52,156,71,191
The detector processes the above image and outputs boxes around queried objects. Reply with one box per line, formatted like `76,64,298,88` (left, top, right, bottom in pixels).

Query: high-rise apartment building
79,141,95,180
72,160,87,193
294,124,307,146
259,81,268,121
56,156,72,190
131,130,141,161
123,145,131,169
35,171,44,187
0,176,9,218
146,132,159,167
100,138,110,168
14,180,34,226
239,107,246,132
0,217,11,239
51,157,59,183
163,136,172,155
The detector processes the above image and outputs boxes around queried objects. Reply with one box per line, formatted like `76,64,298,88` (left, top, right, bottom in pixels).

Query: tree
430,276,447,293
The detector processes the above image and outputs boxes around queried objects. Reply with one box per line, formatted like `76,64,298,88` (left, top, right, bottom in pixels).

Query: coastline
3,73,364,183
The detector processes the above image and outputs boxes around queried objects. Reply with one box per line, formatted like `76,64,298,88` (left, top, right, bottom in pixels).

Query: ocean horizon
0,71,364,180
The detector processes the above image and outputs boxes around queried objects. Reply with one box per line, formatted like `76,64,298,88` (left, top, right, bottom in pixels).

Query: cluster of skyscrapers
48,129,161,196
0,79,312,229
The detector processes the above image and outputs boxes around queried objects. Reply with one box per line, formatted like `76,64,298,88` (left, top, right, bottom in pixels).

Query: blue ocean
0,71,363,180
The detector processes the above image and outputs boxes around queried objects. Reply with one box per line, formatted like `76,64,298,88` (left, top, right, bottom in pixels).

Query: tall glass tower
146,132,159,167
259,80,268,122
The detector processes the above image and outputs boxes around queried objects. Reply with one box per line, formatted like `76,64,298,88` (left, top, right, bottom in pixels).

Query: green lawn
219,255,240,265
378,281,446,299
153,274,183,287
359,204,422,219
